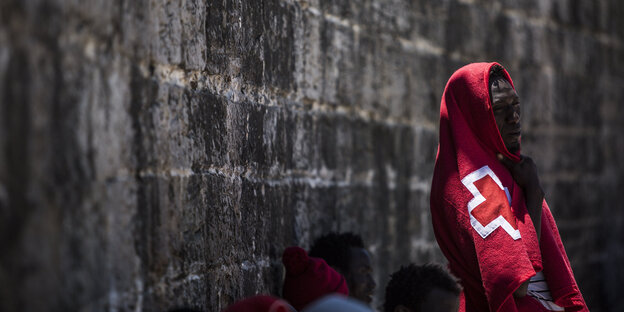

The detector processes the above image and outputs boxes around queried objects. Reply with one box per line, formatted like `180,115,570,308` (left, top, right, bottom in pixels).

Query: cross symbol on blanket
471,174,517,230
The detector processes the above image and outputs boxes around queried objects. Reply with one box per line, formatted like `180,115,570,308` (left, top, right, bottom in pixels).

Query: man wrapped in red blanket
430,62,588,312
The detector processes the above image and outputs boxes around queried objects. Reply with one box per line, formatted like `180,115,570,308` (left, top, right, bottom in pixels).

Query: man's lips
508,128,521,136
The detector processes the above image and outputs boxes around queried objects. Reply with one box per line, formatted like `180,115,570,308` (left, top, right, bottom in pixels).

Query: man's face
345,248,376,305
490,78,521,153
419,288,460,312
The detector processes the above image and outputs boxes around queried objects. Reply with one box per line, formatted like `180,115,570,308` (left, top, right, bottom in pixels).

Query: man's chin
507,143,520,154
352,295,372,305
361,294,373,304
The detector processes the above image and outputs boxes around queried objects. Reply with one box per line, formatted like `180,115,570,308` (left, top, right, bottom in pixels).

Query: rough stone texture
0,0,622,311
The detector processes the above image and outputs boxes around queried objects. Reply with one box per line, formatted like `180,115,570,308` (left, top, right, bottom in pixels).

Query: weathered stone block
262,0,297,90
187,90,228,169
263,106,296,170
181,0,207,70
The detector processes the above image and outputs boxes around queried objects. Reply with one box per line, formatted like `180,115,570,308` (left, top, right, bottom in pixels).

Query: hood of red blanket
441,62,521,162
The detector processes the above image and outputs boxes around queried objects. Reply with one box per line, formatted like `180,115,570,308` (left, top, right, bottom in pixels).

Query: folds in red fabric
430,62,587,312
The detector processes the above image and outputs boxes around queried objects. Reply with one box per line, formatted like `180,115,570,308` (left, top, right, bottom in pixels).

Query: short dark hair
383,263,461,312
309,232,365,274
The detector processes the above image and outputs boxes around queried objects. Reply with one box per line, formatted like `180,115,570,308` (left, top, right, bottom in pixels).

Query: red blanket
430,62,588,312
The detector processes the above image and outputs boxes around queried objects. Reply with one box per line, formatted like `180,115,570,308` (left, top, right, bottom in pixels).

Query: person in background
222,295,294,312
309,232,376,306
302,294,373,312
383,263,461,312
282,246,349,311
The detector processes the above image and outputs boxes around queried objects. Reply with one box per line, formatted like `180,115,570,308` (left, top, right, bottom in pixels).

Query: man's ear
394,304,412,312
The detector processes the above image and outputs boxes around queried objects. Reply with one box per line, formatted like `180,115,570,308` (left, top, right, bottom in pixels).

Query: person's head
301,294,374,312
383,264,461,312
222,295,294,312
489,64,521,154
282,246,349,310
309,233,376,305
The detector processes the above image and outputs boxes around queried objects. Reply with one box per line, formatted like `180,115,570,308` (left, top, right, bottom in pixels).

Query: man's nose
368,275,376,289
508,110,520,124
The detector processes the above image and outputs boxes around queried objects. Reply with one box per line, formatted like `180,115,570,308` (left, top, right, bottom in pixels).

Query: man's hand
496,155,542,192
497,154,544,241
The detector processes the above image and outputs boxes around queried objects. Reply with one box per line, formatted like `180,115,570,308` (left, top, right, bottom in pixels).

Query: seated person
309,232,376,305
302,294,373,312
222,295,294,312
383,263,461,312
282,246,349,310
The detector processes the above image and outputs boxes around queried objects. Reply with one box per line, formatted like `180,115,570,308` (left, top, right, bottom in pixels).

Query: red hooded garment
430,62,588,312
282,246,349,310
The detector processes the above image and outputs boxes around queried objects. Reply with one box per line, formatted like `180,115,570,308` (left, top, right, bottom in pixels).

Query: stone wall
0,0,622,311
